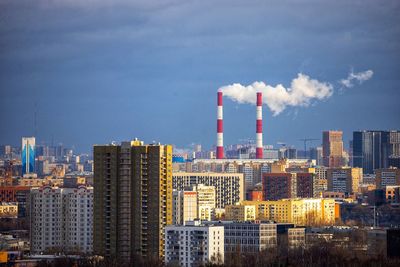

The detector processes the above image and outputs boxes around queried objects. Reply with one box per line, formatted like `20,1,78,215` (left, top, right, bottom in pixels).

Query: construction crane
298,138,319,159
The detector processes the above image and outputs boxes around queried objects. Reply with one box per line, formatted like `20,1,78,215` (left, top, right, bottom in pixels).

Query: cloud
219,73,333,116
340,69,374,88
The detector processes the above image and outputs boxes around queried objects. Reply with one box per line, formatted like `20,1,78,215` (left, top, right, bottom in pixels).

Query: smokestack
256,92,263,159
216,91,224,159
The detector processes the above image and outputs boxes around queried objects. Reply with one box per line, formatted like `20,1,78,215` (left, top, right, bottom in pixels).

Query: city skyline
1,1,399,153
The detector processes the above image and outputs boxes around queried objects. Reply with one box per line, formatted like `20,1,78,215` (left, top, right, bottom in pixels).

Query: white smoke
219,73,334,116
340,69,374,88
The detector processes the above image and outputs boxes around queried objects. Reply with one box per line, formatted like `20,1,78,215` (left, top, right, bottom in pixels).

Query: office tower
296,173,314,198
172,190,197,225
22,137,35,176
322,131,344,168
216,91,224,159
165,221,224,266
353,131,383,174
382,131,400,168
172,173,244,209
30,186,93,254
285,148,297,159
353,130,400,173
262,173,294,200
309,146,323,166
94,140,172,262
327,167,362,194
375,168,400,189
256,92,263,159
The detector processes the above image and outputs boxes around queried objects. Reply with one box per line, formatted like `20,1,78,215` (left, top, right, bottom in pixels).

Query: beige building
94,140,172,262
172,172,244,209
194,184,216,221
0,202,18,218
323,131,344,168
225,204,256,221
172,190,198,225
327,167,362,194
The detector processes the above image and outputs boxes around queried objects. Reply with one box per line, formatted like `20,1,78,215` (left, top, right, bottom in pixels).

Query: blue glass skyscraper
22,137,35,176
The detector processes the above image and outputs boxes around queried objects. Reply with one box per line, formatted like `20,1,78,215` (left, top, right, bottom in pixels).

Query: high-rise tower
93,139,172,262
22,137,35,176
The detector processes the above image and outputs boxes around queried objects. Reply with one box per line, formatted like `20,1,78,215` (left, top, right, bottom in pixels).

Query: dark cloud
0,0,399,152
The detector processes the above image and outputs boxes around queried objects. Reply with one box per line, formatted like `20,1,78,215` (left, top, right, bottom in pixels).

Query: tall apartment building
262,173,295,200
327,167,362,194
172,173,244,209
322,131,344,168
375,168,400,189
94,140,172,262
22,137,35,176
165,221,224,267
30,186,93,254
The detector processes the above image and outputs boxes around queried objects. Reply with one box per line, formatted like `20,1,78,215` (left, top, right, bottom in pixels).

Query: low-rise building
165,221,224,267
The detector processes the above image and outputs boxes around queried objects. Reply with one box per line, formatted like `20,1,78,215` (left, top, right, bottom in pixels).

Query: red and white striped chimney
216,91,224,159
256,92,263,159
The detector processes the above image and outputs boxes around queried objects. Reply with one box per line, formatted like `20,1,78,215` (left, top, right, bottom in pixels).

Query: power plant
216,91,264,159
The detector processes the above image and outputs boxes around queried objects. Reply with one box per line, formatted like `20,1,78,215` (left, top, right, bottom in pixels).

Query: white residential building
165,221,224,267
30,186,93,254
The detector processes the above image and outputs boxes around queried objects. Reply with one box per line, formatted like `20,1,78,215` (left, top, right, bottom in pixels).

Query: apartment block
165,221,224,267
172,173,244,209
94,140,172,261
30,186,93,254
327,167,362,194
225,204,256,221
375,168,400,189
240,198,337,226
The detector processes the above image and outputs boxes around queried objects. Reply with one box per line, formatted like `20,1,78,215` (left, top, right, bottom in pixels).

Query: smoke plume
340,69,374,88
219,73,333,116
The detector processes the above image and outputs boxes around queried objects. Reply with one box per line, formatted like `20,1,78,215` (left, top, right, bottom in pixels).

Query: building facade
327,167,362,194
172,173,244,209
322,131,344,168
94,140,173,261
30,186,93,254
165,221,224,267
262,173,294,200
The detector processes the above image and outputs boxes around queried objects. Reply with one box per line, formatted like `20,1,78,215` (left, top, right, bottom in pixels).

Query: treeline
34,243,400,267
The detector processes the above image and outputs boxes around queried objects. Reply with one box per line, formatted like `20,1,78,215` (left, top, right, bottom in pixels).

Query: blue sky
0,0,399,153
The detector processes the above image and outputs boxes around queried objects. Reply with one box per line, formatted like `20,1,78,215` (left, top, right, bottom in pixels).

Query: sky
0,0,399,153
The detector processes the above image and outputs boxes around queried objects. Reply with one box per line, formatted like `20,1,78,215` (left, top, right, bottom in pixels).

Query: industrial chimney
256,92,263,159
216,91,224,159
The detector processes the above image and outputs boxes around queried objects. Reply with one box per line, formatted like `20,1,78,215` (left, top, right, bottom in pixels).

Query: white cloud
219,73,333,116
340,69,374,88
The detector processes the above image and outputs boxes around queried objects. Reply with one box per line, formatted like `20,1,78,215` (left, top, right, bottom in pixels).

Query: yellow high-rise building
94,139,172,262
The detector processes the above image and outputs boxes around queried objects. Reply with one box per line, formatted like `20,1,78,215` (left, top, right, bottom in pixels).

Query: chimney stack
256,92,263,159
216,91,224,159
